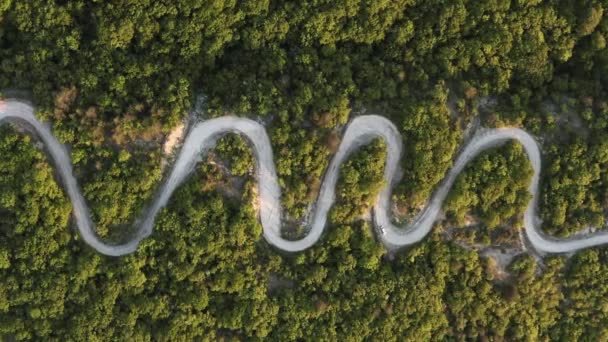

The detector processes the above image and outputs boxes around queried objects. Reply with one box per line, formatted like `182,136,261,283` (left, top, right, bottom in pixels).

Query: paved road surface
2,99,607,256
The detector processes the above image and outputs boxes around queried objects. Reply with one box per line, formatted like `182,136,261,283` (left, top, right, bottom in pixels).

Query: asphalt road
1,99,607,256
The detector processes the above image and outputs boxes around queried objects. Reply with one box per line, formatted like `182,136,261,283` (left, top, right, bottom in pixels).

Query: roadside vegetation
1,0,608,339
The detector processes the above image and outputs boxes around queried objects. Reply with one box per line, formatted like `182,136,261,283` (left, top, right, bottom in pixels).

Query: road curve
1,99,608,256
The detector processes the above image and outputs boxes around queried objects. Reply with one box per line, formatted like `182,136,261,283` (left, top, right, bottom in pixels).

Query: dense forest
1,0,608,340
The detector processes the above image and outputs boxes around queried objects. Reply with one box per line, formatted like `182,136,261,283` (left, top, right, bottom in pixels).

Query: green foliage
392,85,462,214
271,114,332,220
2,0,608,340
330,139,386,224
214,135,254,177
556,249,608,340
577,3,604,37
541,136,608,237
0,123,604,340
81,149,162,240
0,128,77,340
445,142,533,230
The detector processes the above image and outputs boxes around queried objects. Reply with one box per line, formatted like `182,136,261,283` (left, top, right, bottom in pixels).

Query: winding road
1,99,608,256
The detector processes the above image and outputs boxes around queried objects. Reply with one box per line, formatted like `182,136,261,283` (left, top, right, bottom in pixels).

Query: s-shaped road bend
1,99,608,256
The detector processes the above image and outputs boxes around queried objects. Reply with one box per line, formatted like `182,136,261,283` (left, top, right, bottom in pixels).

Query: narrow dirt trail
1,99,607,256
